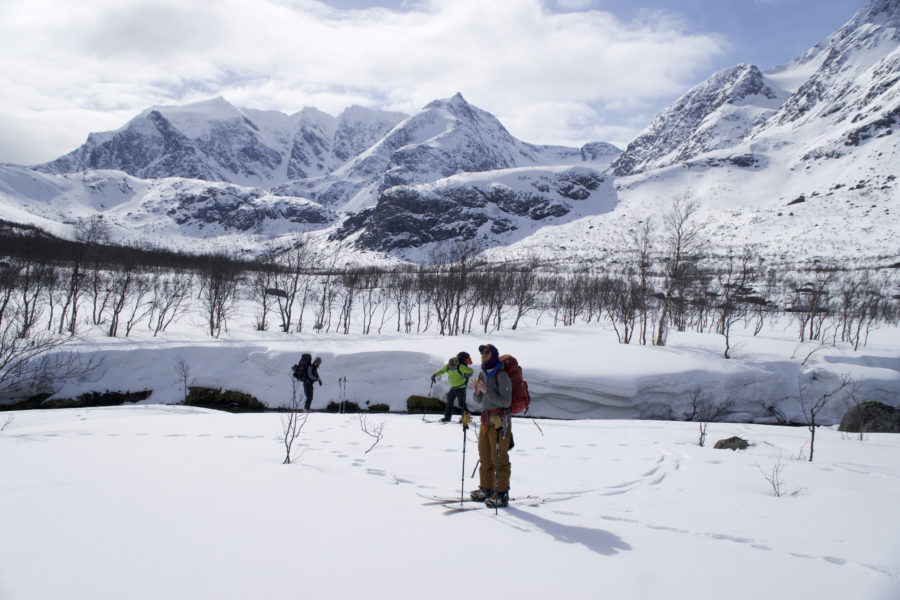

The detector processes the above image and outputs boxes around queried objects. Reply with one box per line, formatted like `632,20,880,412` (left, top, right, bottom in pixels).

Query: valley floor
1,407,898,599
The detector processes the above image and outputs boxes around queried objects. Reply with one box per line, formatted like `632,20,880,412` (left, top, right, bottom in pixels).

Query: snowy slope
0,164,335,251
3,406,898,600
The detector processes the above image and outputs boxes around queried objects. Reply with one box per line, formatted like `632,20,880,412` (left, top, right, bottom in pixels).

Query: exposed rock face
333,166,613,254
163,185,333,231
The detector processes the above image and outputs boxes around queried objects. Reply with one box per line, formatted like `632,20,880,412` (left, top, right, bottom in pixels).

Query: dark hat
478,344,499,369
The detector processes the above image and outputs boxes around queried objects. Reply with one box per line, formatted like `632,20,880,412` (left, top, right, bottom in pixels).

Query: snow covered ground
1,312,899,599
1,405,898,599
34,311,900,425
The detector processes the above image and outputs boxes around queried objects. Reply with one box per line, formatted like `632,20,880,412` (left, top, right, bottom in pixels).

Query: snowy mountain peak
34,98,408,189
612,63,788,176
612,0,900,179
423,91,471,113
150,96,244,132
757,0,900,160
850,0,900,32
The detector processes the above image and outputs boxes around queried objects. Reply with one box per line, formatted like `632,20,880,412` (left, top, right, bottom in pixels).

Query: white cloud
556,0,595,9
0,0,726,163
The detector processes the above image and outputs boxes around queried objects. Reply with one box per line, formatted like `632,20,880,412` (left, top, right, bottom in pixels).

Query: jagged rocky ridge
37,98,408,187
611,64,788,176
21,93,620,255
613,0,900,177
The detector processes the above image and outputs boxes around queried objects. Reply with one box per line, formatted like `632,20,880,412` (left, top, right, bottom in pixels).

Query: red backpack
499,354,530,415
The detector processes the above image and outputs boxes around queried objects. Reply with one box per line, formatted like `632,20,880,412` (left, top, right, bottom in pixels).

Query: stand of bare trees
0,259,99,399
199,254,242,338
1,212,898,408
3,238,896,352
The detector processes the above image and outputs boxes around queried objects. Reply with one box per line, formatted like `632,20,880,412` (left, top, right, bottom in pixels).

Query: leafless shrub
787,268,835,343
175,355,192,403
359,412,385,454
688,388,733,447
281,377,309,465
758,455,805,497
793,343,826,366
798,373,853,461
148,272,192,336
758,456,786,497
1,320,100,399
715,247,757,359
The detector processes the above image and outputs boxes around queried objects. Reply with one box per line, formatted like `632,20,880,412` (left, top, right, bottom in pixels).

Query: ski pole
460,412,470,505
493,428,500,515
422,380,435,422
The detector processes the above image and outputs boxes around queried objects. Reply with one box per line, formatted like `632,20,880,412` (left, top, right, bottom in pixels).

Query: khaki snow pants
478,418,511,493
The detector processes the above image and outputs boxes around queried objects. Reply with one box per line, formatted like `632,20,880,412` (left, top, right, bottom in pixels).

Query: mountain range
0,0,897,266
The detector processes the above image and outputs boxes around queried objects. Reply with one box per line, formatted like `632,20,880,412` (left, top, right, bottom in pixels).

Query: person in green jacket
431,351,474,422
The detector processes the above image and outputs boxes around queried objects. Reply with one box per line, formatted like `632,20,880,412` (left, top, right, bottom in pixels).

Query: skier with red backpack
470,343,513,508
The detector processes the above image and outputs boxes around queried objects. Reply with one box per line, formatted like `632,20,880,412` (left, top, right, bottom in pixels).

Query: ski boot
470,486,493,501
485,490,509,508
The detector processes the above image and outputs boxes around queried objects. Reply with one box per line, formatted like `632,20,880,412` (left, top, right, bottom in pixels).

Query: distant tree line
1,205,898,397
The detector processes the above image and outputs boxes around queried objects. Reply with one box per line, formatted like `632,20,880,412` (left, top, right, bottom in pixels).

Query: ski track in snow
249,416,899,584
3,386,900,600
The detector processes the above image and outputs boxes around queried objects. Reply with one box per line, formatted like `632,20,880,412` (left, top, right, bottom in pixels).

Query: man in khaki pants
470,344,512,508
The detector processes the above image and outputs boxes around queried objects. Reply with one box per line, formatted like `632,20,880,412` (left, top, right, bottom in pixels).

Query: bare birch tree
656,196,705,346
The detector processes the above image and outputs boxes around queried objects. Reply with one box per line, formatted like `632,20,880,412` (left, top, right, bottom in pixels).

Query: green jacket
433,361,474,389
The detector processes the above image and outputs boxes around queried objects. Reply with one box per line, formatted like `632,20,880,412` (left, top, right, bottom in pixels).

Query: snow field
1,406,898,600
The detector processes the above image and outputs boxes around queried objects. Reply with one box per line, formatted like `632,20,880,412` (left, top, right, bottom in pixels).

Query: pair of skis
419,493,546,514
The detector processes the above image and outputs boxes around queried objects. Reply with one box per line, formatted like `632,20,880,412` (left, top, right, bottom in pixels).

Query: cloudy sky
0,0,866,165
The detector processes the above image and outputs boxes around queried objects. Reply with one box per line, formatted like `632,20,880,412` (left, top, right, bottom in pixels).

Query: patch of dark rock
185,387,267,413
714,436,749,451
838,401,900,433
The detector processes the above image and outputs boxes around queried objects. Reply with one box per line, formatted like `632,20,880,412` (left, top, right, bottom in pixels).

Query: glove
318,380,323,386
461,412,471,429
430,375,436,384
490,415,502,429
